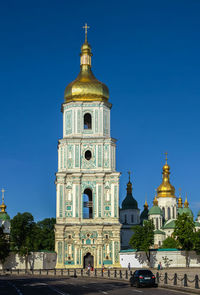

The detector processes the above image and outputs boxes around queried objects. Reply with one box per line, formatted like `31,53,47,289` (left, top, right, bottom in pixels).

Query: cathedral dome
140,200,149,224
64,40,109,103
148,205,163,216
121,174,138,210
157,154,176,198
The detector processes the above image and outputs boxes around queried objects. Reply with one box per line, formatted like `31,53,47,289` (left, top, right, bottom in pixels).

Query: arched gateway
55,26,121,269
84,253,94,268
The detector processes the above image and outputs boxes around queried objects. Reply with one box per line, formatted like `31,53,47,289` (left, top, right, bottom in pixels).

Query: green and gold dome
64,27,109,103
0,189,10,221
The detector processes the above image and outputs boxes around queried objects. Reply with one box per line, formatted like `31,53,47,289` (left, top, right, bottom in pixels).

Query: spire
177,188,183,208
184,193,189,208
165,152,168,164
64,24,109,103
156,153,176,198
0,188,6,213
83,23,90,43
121,171,138,210
80,23,92,67
153,194,158,206
144,194,149,209
126,171,132,194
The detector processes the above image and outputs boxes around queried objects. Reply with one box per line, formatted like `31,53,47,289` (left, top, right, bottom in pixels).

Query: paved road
0,276,197,295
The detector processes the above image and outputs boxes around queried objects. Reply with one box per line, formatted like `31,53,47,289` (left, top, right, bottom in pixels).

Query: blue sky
0,0,200,221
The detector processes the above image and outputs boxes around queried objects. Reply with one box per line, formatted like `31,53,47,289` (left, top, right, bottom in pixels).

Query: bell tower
55,25,121,268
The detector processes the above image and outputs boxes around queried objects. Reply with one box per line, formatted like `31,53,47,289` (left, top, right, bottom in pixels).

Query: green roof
0,212,10,221
178,207,193,217
154,229,165,235
148,205,163,215
163,219,176,229
121,193,138,210
178,208,184,215
182,208,193,217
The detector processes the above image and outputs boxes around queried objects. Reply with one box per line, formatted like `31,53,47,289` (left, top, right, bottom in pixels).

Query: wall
120,249,200,268
0,252,57,270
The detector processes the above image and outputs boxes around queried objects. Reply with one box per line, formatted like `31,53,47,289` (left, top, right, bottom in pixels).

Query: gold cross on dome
1,188,5,203
128,171,131,182
83,23,90,42
164,152,168,163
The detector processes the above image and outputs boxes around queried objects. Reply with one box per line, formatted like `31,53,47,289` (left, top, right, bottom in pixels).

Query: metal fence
0,268,199,289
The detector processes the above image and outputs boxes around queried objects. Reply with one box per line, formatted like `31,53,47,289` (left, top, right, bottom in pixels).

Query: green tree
35,218,56,251
10,212,36,269
193,230,200,255
173,213,195,267
160,236,179,249
0,227,10,268
129,220,154,264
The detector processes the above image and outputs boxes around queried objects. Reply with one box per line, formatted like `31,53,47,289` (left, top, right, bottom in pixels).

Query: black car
130,269,157,288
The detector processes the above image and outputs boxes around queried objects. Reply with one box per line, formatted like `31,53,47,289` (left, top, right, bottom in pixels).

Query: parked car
130,269,157,288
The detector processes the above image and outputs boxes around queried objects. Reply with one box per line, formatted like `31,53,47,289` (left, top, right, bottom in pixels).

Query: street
0,276,197,295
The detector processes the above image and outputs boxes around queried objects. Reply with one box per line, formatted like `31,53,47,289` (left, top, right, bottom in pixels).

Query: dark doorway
83,188,93,219
84,252,94,268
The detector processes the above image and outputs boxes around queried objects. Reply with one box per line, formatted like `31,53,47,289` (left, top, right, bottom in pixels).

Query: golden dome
177,188,183,208
184,194,189,208
157,153,176,198
64,39,109,103
153,196,158,206
144,199,149,209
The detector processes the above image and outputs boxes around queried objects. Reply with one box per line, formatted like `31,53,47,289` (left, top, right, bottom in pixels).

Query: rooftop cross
164,152,168,163
128,171,131,182
1,188,5,203
179,187,181,197
82,23,90,42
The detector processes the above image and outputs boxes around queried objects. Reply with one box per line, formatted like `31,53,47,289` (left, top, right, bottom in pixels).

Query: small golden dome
184,194,189,208
157,153,176,198
64,40,109,103
0,203,6,213
153,196,158,206
144,199,149,209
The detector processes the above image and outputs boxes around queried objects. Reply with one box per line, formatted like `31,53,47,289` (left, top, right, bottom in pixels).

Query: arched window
83,188,93,219
162,207,165,218
84,113,92,129
156,218,159,230
168,207,171,220
172,206,175,219
131,215,134,223
124,214,127,224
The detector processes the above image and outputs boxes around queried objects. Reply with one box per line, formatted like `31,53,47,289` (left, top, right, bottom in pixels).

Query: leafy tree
129,220,154,264
193,230,200,255
0,227,10,268
173,213,195,267
10,212,36,269
35,218,56,251
160,236,179,249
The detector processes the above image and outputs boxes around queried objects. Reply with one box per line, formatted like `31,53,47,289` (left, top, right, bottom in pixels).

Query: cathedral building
148,154,200,248
119,154,200,250
120,173,140,249
55,26,121,268
0,189,11,235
